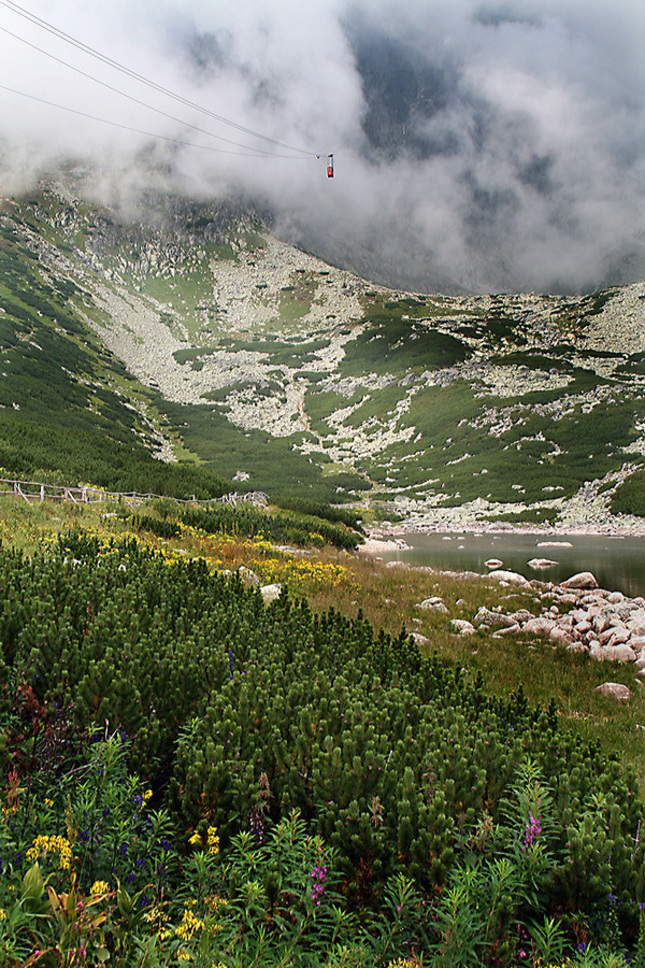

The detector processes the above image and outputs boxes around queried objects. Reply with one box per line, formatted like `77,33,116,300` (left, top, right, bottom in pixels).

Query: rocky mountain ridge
3,183,645,529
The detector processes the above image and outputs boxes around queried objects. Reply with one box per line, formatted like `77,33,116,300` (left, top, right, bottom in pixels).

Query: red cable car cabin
327,153,334,178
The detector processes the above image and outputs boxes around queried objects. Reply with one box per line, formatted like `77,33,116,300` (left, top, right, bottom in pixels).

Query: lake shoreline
360,523,645,599
365,513,645,544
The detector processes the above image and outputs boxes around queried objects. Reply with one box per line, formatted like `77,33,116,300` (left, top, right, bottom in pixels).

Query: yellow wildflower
188,831,202,846
0,908,6,921
207,825,220,856
204,894,227,913
142,789,153,803
44,798,53,808
90,880,110,896
26,834,73,870
175,908,205,941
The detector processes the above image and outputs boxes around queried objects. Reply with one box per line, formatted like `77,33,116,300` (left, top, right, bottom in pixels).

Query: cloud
0,0,644,293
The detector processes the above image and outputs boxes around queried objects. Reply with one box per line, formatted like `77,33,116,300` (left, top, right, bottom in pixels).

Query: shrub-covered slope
2,529,645,964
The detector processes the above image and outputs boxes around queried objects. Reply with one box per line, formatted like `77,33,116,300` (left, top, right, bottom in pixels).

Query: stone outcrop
448,569,645,670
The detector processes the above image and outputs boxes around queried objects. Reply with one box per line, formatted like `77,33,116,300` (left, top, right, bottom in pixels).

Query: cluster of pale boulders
454,570,645,667
414,568,645,701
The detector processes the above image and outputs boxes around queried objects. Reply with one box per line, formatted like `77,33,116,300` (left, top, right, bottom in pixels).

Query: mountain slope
2,182,645,525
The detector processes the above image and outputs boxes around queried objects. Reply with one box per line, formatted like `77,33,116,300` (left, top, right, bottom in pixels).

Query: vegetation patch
1,517,644,965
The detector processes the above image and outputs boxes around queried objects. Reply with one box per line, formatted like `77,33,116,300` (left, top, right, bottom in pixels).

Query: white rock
599,627,619,646
486,570,530,586
560,572,599,590
410,632,430,646
606,628,632,647
592,612,611,634
239,566,261,586
474,607,517,629
260,583,283,603
417,597,449,613
549,627,573,646
611,644,637,663
595,682,631,700
573,620,592,636
485,558,504,569
528,558,558,570
492,624,521,637
450,619,476,636
510,609,534,623
570,608,589,623
522,617,556,636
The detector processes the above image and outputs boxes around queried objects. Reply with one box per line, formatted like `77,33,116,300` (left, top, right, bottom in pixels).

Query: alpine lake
375,532,645,598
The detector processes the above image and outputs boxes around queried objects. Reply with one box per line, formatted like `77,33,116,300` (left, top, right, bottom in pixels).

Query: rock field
20,188,645,532
404,563,645,684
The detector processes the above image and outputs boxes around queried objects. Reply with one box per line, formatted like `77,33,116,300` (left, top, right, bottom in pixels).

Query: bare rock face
595,682,631,700
561,572,599,590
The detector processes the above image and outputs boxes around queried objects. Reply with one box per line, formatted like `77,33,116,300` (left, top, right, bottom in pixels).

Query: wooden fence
0,478,268,509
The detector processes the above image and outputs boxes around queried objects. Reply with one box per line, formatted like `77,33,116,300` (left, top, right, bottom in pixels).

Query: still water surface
377,533,645,599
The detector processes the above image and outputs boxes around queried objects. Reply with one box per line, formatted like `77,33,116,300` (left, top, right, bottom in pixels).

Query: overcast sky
1,0,644,293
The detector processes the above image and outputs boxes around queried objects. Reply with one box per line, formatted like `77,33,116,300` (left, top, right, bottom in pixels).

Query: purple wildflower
523,812,541,851
249,809,264,845
310,859,328,906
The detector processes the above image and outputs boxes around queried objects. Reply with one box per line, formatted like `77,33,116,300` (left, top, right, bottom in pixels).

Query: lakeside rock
461,568,645,668
528,557,558,570
486,569,531,586
560,571,599,590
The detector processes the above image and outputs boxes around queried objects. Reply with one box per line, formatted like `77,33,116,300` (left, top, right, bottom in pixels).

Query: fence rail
0,478,268,509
